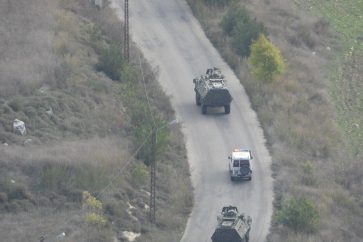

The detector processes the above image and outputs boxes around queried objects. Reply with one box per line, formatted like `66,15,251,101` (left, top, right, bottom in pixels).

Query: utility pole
124,0,130,63
149,128,156,223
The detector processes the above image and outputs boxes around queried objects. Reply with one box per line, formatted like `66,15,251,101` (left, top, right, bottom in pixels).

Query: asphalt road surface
111,1,273,241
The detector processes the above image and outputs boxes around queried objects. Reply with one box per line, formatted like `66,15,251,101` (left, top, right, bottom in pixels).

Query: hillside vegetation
0,0,192,241
186,0,362,241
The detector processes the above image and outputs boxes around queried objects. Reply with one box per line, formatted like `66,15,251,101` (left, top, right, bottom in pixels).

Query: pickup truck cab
228,148,253,181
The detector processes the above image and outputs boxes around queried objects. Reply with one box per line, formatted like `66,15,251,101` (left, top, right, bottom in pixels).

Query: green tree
276,196,320,233
221,6,265,57
122,87,169,166
221,6,249,35
249,34,285,81
231,20,265,57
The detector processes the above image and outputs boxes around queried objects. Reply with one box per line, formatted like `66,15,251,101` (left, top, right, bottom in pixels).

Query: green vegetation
277,196,320,233
83,191,107,227
96,44,124,80
132,163,149,185
249,34,285,82
221,6,265,57
297,0,363,158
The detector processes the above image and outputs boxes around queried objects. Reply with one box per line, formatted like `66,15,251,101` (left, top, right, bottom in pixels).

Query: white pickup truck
228,148,253,181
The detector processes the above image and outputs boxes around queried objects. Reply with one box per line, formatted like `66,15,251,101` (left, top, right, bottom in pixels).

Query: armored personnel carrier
193,67,232,114
211,206,252,242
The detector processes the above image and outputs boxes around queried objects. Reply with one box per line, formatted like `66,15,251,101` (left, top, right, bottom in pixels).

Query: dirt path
111,1,273,241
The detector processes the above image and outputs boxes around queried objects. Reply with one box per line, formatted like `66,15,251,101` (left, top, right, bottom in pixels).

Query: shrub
83,191,107,227
0,179,31,201
300,160,316,186
249,34,285,81
231,19,265,57
276,196,320,233
221,7,249,36
83,191,102,210
96,44,124,80
121,83,169,166
221,6,265,57
133,116,169,166
8,97,24,112
85,212,107,227
132,163,149,185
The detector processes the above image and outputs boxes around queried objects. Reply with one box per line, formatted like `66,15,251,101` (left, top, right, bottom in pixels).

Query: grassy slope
297,0,363,158
0,1,192,241
186,0,362,241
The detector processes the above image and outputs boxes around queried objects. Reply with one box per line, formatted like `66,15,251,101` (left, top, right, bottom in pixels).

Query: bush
221,6,265,57
83,191,107,227
121,82,169,166
133,115,169,166
231,20,265,57
132,163,149,185
276,196,320,233
249,34,285,81
300,160,316,186
96,44,124,80
0,179,31,201
221,7,249,36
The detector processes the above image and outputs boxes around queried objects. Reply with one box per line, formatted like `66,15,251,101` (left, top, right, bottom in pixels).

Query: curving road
111,1,273,241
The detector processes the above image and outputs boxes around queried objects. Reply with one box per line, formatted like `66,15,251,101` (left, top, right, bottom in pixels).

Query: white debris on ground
46,107,53,116
128,202,135,210
55,232,66,241
121,231,140,242
127,202,138,221
13,119,26,135
140,189,150,196
23,139,32,146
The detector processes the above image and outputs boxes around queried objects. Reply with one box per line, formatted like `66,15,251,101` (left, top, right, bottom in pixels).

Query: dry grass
0,0,58,97
0,0,192,241
186,0,362,241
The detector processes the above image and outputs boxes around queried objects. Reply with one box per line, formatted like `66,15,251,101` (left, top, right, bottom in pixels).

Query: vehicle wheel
195,93,201,106
202,105,207,114
248,176,252,181
230,176,234,181
224,105,230,114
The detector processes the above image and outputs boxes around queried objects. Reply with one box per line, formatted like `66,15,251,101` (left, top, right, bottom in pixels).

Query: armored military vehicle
211,206,252,242
193,67,232,114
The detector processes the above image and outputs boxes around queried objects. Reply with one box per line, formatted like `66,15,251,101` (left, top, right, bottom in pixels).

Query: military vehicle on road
193,67,232,114
211,206,252,242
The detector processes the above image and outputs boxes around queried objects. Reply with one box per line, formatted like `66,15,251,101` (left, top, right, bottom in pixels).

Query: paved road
111,1,273,241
